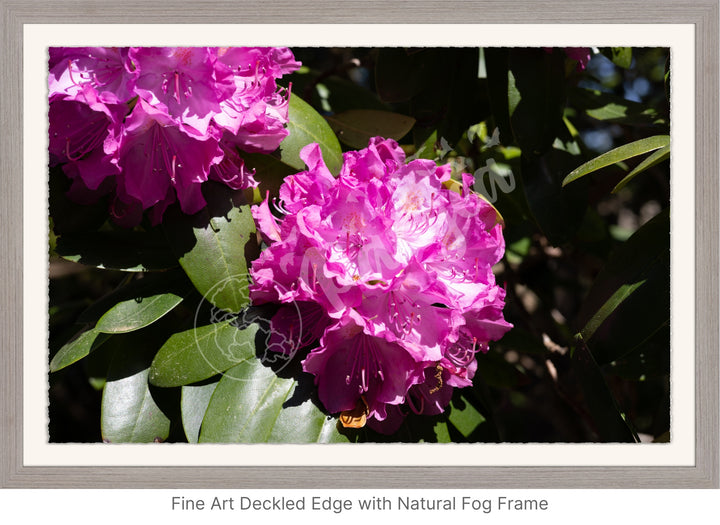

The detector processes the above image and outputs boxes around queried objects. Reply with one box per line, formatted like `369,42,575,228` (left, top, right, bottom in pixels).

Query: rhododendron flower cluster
250,137,512,433
48,46,300,226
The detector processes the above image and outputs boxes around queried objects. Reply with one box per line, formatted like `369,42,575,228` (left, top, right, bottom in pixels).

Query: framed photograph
2,1,717,489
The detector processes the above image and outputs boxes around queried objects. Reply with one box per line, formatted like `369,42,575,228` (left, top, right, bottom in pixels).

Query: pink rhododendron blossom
250,137,512,432
48,46,300,226
544,47,593,71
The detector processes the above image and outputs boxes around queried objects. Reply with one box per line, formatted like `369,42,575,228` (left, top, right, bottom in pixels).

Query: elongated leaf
569,87,668,127
580,280,647,342
54,231,178,272
181,380,219,443
78,270,189,325
90,273,189,334
562,135,670,186
149,321,259,387
101,334,170,443
199,359,347,443
164,182,256,313
326,110,415,149
50,327,111,372
576,208,670,364
612,145,670,193
279,94,343,175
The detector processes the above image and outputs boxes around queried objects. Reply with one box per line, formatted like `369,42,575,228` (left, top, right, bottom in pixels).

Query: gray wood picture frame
1,0,717,489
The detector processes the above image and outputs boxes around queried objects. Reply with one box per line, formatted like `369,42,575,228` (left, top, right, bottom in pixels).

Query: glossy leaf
163,182,256,313
181,380,219,443
149,321,259,388
101,334,170,443
279,94,343,175
50,327,111,372
78,270,189,326
91,273,188,334
612,145,670,193
562,135,670,186
199,359,348,443
325,110,415,149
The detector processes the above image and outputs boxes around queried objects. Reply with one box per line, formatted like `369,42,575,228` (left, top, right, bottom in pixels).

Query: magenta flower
250,137,512,432
565,47,593,70
48,46,300,226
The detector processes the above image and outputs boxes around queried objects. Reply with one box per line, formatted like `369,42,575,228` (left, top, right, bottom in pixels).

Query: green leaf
568,88,668,127
181,380,219,443
448,394,486,437
101,333,170,443
77,269,192,333
86,272,190,334
609,47,633,69
95,292,183,334
325,110,415,149
54,230,178,272
199,359,348,443
612,145,670,193
50,327,111,372
163,182,257,313
149,321,259,388
562,135,670,186
576,208,670,364
279,94,343,175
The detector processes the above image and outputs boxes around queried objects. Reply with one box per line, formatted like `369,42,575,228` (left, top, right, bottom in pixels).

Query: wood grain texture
1,0,717,489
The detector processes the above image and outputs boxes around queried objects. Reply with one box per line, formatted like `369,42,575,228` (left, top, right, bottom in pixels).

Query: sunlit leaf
149,321,260,388
562,135,670,186
181,380,219,443
612,145,670,193
50,327,111,372
163,182,256,313
101,333,170,443
198,359,348,443
279,94,343,175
